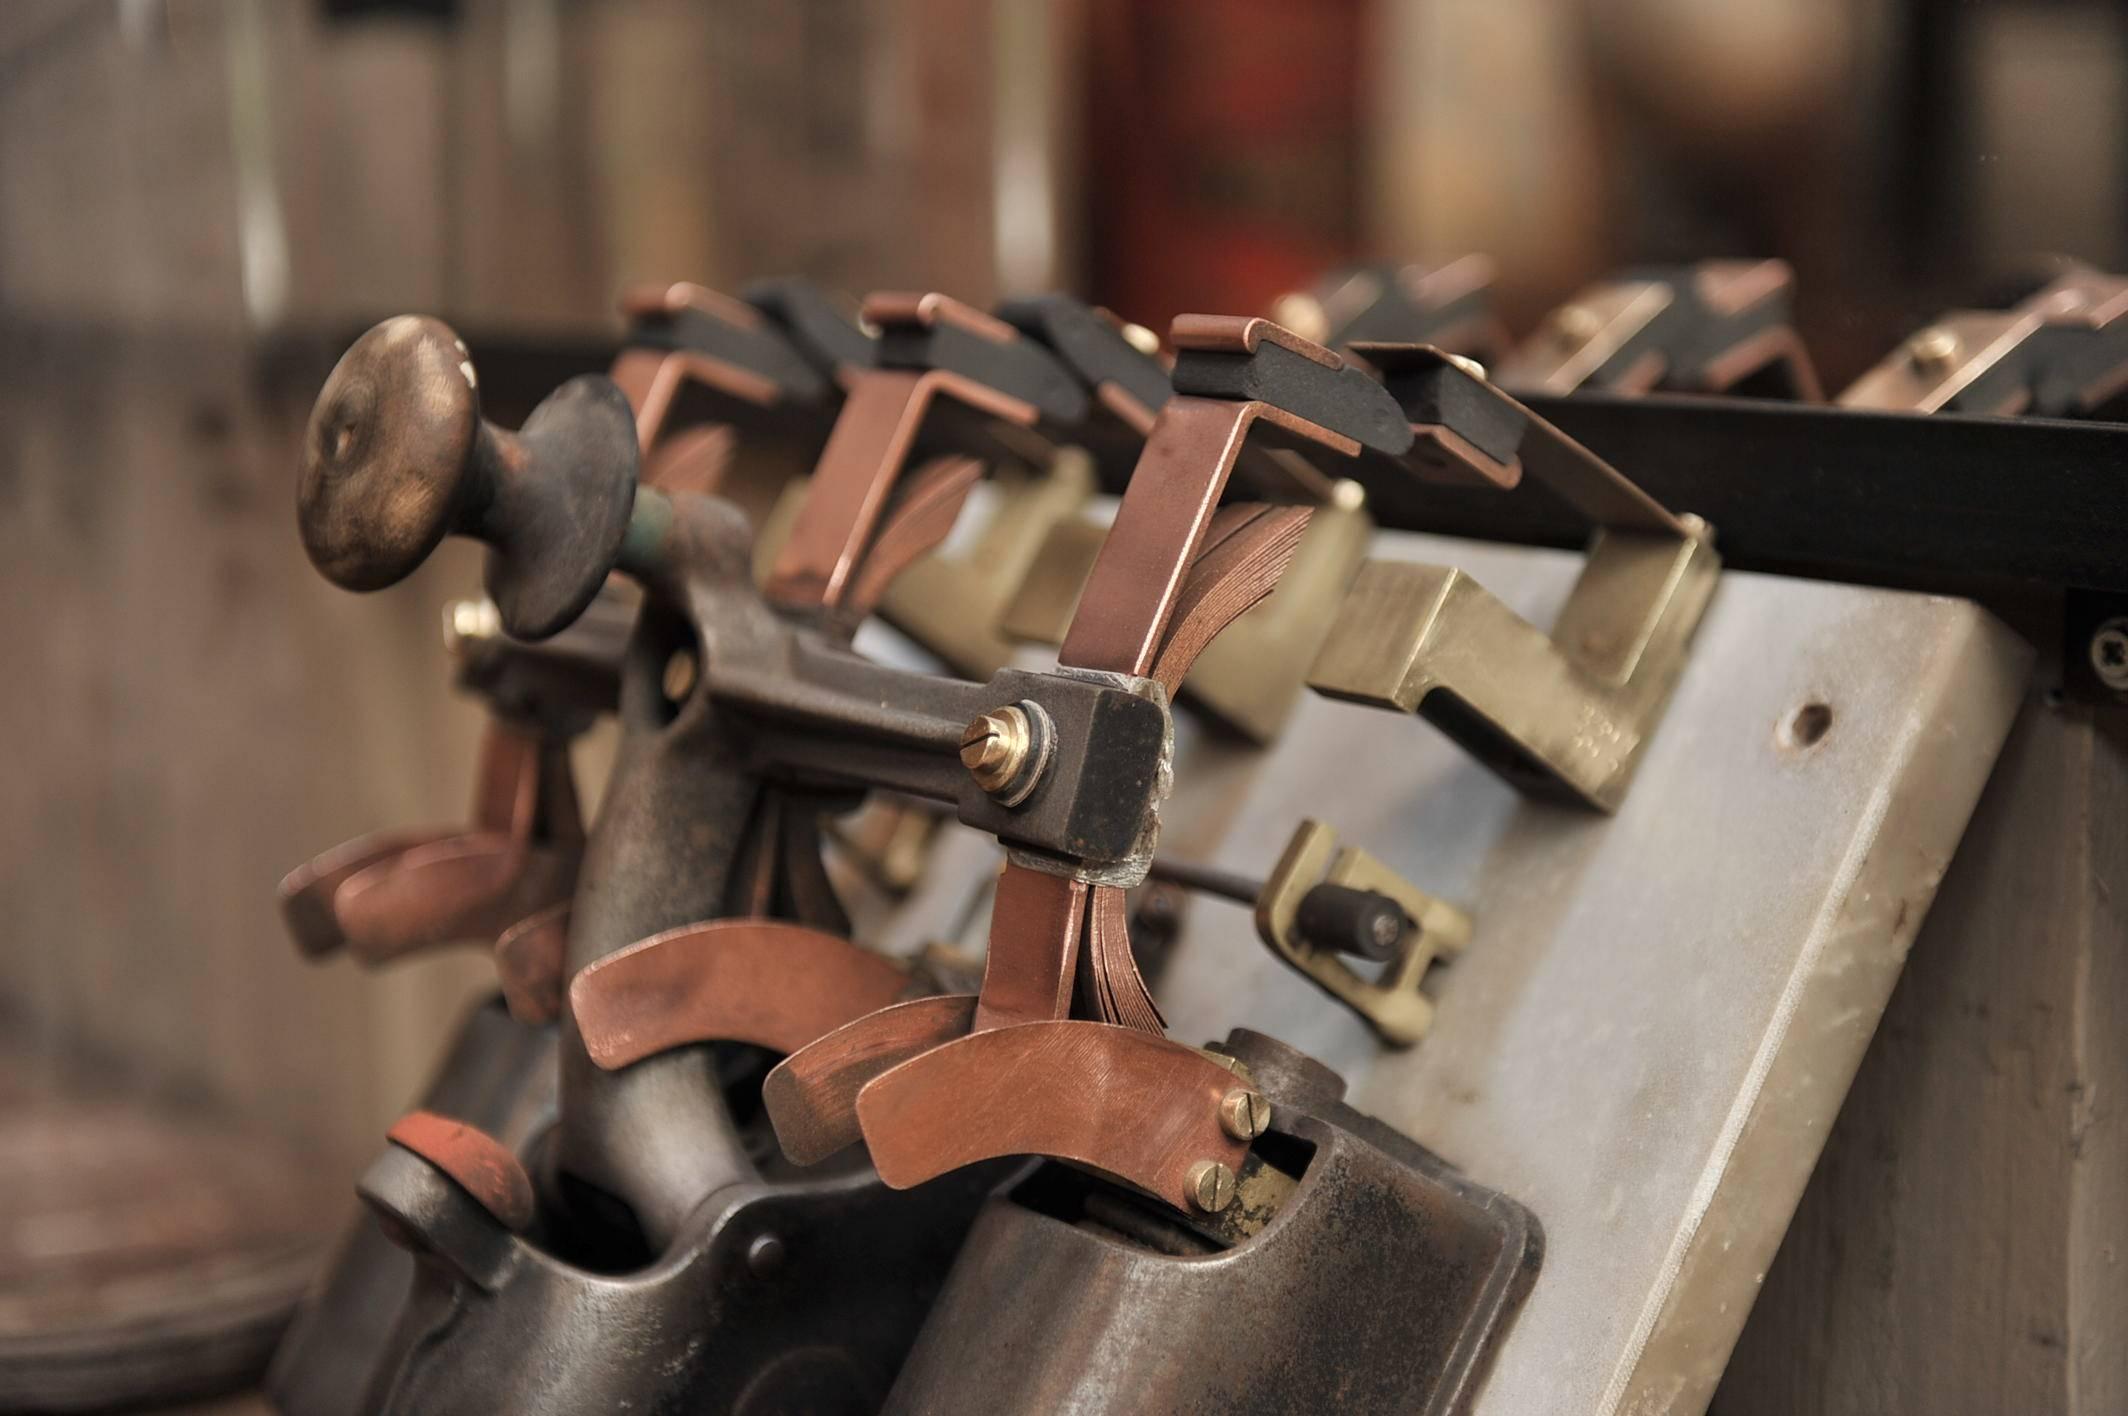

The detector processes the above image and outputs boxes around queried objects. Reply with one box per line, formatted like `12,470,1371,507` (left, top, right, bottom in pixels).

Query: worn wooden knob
298,314,641,640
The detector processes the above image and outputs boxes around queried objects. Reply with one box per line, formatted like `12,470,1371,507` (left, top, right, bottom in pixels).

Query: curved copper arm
281,721,581,961
279,826,457,958
763,994,979,1165
335,835,578,966
759,863,1092,1163
495,902,569,1024
1058,396,1354,675
570,919,910,1068
855,1021,1249,1213
763,368,1041,610
385,1110,536,1233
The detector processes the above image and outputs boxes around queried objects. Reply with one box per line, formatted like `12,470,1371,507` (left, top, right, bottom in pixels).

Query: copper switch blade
972,867,1089,1032
333,835,577,965
762,993,979,1166
854,1020,1248,1214
494,901,571,1025
278,826,455,957
569,919,910,1068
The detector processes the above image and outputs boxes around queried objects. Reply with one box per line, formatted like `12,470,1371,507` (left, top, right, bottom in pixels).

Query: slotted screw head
1218,1089,1272,1141
960,706,1032,794
1186,1159,1237,1213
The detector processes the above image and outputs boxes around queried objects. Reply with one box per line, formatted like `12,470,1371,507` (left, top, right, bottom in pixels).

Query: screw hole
1782,701,1833,750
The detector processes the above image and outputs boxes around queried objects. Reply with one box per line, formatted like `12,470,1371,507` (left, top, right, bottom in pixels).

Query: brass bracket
1309,348,1719,811
1253,819,1469,1046
1491,259,1820,400
1837,264,2128,417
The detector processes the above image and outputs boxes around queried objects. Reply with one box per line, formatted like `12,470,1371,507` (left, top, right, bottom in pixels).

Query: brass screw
1186,1159,1237,1213
441,597,501,654
1118,321,1162,358
960,706,1033,795
1906,325,1962,374
662,647,699,703
1444,352,1488,381
1218,1089,1272,1141
1552,303,1602,348
1269,292,1331,347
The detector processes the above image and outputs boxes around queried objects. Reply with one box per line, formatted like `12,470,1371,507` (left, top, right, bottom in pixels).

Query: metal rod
1146,856,1262,906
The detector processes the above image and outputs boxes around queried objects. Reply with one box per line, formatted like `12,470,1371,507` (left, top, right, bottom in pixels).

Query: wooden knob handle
297,314,641,639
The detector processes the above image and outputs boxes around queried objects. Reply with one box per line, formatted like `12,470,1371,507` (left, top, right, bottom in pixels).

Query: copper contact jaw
854,1021,1249,1214
569,919,912,1067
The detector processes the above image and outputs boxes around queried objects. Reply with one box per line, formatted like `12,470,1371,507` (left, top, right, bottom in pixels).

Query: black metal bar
320,334,2128,595
1356,392,2128,594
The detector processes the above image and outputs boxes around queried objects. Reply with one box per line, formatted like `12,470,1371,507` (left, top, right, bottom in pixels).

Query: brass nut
1269,292,1330,347
1218,1089,1272,1141
960,704,1049,805
1552,302,1602,347
1906,325,1961,374
441,597,501,654
1186,1159,1237,1213
662,647,699,703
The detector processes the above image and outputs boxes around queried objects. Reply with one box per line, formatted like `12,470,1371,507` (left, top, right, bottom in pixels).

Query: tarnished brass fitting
1218,1089,1272,1141
1186,1159,1238,1213
959,702,1052,807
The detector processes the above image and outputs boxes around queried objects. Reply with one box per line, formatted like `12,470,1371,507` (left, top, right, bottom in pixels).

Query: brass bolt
441,597,501,654
1118,321,1162,358
1269,292,1331,347
1552,303,1602,348
1218,1089,1272,1141
960,706,1033,795
1186,1159,1237,1213
1906,325,1962,374
662,647,699,703
1444,352,1488,381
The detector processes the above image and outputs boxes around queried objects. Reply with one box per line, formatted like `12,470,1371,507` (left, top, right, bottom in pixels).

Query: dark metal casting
881,1029,1543,1416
